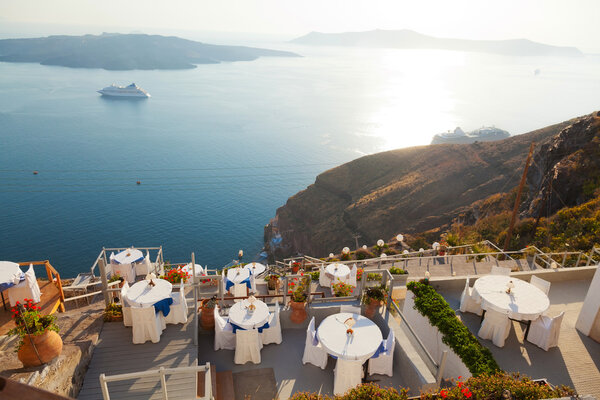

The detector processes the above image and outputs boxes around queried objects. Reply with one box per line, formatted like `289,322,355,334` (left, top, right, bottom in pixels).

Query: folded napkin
229,320,270,333
153,297,174,316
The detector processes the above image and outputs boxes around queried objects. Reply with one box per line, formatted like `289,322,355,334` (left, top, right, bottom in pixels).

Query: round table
113,248,144,264
182,263,206,277
228,299,270,330
244,262,266,276
0,261,23,290
472,275,549,321
317,312,383,360
126,278,172,307
326,263,350,283
227,267,251,284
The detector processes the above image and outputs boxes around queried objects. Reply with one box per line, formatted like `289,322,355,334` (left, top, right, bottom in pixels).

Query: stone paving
439,279,600,398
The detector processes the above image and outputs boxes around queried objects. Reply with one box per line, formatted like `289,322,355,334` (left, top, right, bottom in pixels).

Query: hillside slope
265,115,586,259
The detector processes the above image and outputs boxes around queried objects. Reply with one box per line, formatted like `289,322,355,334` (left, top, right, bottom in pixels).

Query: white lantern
396,234,404,242
329,253,335,258
380,253,387,258
419,248,425,253
432,242,440,250
342,247,350,254
403,250,409,254
377,239,384,247
362,245,368,250
424,271,431,279
550,261,558,269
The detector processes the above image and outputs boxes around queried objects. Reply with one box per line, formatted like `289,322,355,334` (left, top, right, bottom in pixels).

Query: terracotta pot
289,300,307,324
292,266,300,274
200,299,216,330
364,297,383,318
18,330,63,367
105,314,123,322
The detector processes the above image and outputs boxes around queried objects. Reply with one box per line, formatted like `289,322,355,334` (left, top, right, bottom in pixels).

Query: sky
1,0,599,52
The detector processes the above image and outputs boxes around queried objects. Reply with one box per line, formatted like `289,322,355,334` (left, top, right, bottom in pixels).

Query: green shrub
362,284,387,302
366,272,382,281
407,281,500,376
384,248,398,256
388,266,407,275
355,248,374,260
289,383,408,399
309,271,320,281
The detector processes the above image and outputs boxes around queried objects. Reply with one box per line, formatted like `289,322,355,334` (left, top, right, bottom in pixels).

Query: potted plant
524,246,537,265
362,285,387,318
291,261,301,274
8,299,62,367
332,281,355,297
104,302,123,322
289,276,310,323
389,266,409,286
200,296,217,330
160,267,190,289
266,274,280,296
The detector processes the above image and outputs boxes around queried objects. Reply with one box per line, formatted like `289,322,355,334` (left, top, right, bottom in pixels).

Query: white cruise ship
97,83,150,98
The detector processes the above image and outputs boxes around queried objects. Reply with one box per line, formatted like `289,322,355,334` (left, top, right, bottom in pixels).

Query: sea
2,39,600,277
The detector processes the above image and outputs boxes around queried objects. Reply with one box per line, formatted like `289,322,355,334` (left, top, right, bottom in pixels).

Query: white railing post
192,252,198,346
159,367,168,400
435,350,448,388
99,373,111,400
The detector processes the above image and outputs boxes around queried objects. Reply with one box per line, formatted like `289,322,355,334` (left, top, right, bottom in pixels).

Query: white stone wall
576,265,600,337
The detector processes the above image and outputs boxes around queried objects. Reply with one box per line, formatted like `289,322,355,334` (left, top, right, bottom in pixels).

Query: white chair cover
301,316,328,369
319,264,332,288
8,264,41,307
233,283,247,302
346,264,358,287
261,300,282,345
131,306,162,344
334,359,363,395
135,251,152,276
113,262,135,284
234,329,262,364
530,275,551,295
250,273,257,293
368,330,395,376
121,282,133,327
221,270,227,294
214,306,236,350
490,265,511,276
459,277,483,315
527,312,564,351
478,309,511,347
340,305,361,314
164,282,188,324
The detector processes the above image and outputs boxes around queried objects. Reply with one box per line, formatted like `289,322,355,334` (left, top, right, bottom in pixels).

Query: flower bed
407,281,500,376
332,281,355,297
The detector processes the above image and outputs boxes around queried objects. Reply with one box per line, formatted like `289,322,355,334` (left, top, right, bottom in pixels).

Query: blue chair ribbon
225,277,252,291
370,341,386,359
229,320,270,333
153,297,173,316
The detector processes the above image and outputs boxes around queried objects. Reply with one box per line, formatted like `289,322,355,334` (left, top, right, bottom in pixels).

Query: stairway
197,364,235,400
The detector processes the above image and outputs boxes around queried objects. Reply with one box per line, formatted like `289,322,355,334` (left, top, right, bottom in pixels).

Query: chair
490,266,511,276
530,275,551,295
164,282,188,324
346,264,358,287
319,264,332,288
233,283,247,302
527,312,564,351
249,273,257,293
135,251,152,276
121,282,133,327
334,359,363,395
301,316,328,369
234,329,262,364
8,264,41,307
214,306,236,350
368,330,395,376
340,305,361,314
130,306,163,344
261,300,282,345
113,262,135,283
478,309,511,347
459,277,483,316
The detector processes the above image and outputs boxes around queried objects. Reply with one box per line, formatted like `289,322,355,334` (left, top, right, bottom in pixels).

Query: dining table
228,298,270,332
244,262,266,276
226,267,252,291
471,275,550,339
110,249,144,283
125,278,173,308
325,263,351,285
0,261,24,310
317,312,383,361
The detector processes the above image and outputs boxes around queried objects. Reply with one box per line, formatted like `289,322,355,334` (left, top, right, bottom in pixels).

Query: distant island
291,29,582,57
431,126,510,145
0,33,300,70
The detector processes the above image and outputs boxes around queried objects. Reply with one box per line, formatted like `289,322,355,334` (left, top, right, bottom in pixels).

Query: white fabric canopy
326,264,350,282
228,298,270,330
244,262,266,276
113,248,144,264
227,267,251,284
317,312,383,360
471,275,550,321
0,261,23,287
125,278,172,307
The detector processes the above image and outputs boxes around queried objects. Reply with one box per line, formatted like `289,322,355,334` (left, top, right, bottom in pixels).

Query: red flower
439,389,448,398
465,391,472,398
457,382,463,388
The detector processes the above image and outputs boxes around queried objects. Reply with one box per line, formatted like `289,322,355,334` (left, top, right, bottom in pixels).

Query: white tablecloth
227,267,251,284
326,264,350,282
0,261,23,290
472,275,550,321
113,248,144,264
228,299,270,330
126,278,172,307
317,313,383,360
244,262,266,276
182,263,206,277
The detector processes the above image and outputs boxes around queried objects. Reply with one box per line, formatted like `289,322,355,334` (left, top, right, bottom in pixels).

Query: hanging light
377,239,385,247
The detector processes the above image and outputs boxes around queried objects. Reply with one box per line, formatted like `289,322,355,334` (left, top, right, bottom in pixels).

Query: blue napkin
370,340,386,359
229,320,270,333
153,297,173,316
226,277,252,291
0,273,24,292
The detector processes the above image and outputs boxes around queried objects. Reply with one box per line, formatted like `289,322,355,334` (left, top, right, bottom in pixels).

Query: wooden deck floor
77,312,197,400
0,279,61,335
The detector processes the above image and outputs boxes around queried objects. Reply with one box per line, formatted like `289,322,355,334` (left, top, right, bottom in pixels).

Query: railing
19,260,65,313
90,246,164,278
99,362,213,400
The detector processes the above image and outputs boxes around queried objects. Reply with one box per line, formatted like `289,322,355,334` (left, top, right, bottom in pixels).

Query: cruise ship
97,83,150,98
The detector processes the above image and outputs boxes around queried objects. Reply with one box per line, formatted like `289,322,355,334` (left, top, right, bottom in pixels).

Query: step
197,363,217,399
216,370,235,400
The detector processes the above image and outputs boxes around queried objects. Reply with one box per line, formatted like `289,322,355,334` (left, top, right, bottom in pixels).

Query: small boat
97,83,150,98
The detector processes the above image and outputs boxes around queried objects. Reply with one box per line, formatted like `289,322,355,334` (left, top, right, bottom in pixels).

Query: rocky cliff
265,115,586,259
